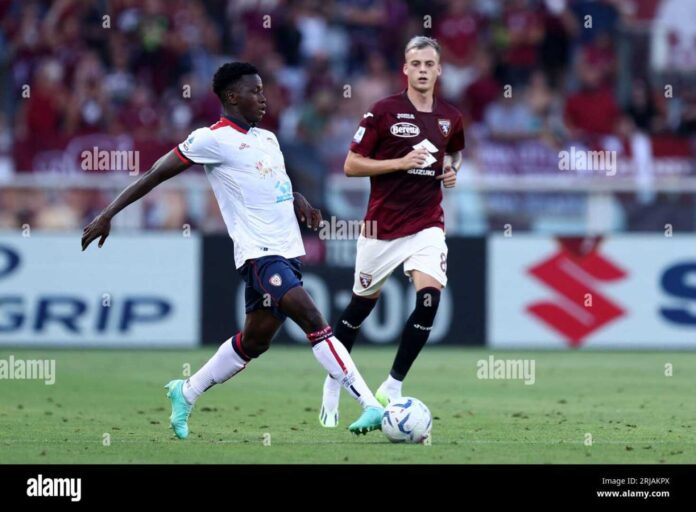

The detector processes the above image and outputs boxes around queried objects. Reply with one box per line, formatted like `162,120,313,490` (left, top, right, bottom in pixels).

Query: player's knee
307,313,326,333
242,333,271,358
413,287,441,324
300,308,326,334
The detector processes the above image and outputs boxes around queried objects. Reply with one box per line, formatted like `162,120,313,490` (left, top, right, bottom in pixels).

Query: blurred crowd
0,0,694,232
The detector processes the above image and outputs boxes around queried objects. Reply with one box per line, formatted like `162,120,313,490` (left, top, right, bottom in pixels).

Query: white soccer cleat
319,404,339,428
319,374,341,427
375,381,401,407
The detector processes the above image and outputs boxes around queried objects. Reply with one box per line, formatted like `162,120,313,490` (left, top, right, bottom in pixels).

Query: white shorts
352,226,448,296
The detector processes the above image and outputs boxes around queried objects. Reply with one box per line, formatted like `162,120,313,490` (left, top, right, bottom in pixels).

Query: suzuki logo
526,238,627,346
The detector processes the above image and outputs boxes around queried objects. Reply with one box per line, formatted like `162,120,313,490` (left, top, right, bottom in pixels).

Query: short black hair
212,62,259,103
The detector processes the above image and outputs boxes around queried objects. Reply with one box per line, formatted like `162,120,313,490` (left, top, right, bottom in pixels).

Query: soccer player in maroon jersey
319,36,465,427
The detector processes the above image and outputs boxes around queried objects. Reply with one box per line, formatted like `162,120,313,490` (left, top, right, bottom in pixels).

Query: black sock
333,294,378,352
391,287,441,381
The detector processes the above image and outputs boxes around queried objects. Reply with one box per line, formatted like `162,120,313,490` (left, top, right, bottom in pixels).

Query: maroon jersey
349,91,465,240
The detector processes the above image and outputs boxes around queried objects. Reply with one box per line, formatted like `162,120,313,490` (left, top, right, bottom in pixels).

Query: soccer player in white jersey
82,62,384,438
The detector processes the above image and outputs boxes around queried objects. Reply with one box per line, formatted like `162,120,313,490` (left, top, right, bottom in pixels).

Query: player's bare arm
81,151,191,251
344,147,430,177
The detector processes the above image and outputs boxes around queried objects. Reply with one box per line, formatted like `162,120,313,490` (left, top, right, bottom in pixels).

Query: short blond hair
404,36,441,58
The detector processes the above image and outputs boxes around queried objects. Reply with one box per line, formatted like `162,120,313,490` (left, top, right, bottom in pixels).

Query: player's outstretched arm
81,150,191,251
344,148,429,178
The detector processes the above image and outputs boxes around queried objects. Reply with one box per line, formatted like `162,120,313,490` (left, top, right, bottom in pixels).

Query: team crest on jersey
359,271,372,288
255,159,273,177
438,119,451,136
269,274,283,287
390,122,420,137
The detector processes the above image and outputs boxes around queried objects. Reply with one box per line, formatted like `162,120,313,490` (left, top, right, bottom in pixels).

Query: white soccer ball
381,397,432,444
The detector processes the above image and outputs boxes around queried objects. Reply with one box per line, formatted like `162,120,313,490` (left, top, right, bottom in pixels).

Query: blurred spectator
303,54,335,99
538,0,576,87
13,58,70,170
144,189,191,230
64,51,111,135
569,0,621,45
104,34,136,105
676,91,696,136
296,0,332,62
563,56,620,138
353,53,392,113
434,0,481,100
497,0,544,86
115,84,159,139
526,69,565,145
461,49,501,124
625,78,659,133
334,0,386,74
484,86,541,141
273,2,303,67
297,88,335,145
580,30,616,86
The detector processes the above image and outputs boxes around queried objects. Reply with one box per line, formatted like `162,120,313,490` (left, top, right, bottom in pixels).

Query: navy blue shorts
238,255,303,321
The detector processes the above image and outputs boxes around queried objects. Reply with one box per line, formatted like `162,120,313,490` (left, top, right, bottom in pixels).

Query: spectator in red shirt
564,57,620,138
581,31,616,86
13,58,69,170
434,0,481,100
461,49,501,125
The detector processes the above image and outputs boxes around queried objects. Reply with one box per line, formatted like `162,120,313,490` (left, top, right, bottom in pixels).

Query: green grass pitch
1,347,694,464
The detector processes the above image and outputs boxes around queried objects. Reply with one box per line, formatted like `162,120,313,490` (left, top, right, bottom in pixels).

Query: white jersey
176,116,305,268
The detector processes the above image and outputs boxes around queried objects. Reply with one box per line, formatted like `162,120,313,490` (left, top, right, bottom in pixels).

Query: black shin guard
333,294,378,352
391,287,441,381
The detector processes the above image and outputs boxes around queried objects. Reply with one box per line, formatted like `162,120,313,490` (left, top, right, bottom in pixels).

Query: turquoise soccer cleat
164,380,193,439
348,406,384,435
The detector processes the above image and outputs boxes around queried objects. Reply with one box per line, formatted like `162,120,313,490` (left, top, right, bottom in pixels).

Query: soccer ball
381,397,432,444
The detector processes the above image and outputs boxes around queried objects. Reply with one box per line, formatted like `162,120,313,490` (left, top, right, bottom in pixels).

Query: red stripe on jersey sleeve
174,145,196,165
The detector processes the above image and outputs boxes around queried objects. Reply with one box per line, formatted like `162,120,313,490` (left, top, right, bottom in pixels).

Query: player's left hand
293,192,323,231
436,168,457,188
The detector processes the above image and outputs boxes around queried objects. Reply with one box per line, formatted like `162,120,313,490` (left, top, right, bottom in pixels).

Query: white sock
382,374,403,397
312,335,380,409
183,336,248,404
322,374,341,411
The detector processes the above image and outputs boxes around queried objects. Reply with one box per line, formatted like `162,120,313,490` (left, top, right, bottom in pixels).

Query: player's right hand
293,192,324,231
398,148,429,170
81,214,111,251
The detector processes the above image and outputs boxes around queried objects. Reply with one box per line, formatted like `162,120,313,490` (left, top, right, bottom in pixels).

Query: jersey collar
221,114,253,134
402,89,437,113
